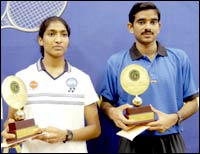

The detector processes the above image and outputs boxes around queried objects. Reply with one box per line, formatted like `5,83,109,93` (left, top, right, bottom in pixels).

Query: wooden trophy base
125,105,155,125
7,118,41,145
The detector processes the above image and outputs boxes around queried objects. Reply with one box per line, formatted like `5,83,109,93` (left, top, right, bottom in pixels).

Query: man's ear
127,22,134,34
158,22,161,33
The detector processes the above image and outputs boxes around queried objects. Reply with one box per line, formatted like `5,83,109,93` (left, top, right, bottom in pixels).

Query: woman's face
38,20,69,58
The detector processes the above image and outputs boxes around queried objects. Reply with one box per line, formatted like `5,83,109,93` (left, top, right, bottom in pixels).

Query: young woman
2,16,101,153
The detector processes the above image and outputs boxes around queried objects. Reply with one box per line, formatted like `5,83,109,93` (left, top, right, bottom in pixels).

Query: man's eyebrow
137,18,145,21
151,18,159,21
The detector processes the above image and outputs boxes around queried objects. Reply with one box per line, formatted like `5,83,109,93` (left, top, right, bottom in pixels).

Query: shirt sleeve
182,52,199,102
100,59,119,105
84,75,99,106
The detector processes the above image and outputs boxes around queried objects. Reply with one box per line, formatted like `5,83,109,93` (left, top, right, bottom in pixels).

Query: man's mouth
53,46,63,50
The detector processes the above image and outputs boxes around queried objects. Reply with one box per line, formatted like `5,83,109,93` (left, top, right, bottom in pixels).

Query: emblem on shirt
29,80,38,89
66,78,78,93
10,81,20,94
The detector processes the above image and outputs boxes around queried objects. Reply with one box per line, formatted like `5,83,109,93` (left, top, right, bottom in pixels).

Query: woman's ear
38,37,43,46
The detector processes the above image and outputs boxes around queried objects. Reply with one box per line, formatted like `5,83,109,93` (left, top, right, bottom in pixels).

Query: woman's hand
1,118,16,142
35,126,66,144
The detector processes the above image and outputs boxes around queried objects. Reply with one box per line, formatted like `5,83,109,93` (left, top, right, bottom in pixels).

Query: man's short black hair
129,2,160,23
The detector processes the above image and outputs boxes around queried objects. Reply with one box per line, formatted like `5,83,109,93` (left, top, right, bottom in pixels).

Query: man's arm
100,100,136,131
147,97,199,132
100,101,115,119
177,97,199,123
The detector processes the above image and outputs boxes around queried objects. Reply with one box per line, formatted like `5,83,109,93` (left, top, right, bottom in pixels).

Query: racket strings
1,14,12,27
8,1,66,31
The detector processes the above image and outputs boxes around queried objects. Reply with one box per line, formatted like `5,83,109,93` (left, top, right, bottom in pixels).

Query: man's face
128,9,161,45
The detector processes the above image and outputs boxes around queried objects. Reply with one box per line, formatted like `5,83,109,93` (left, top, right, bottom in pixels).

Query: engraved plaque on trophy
1,75,41,147
120,64,155,125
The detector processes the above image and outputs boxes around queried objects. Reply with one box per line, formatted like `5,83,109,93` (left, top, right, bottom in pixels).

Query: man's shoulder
108,49,129,62
166,47,184,52
166,47,188,59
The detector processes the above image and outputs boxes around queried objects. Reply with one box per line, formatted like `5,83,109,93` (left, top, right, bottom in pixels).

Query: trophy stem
132,95,143,107
14,109,26,121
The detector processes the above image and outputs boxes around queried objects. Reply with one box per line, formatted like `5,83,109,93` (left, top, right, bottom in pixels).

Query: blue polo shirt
100,42,199,136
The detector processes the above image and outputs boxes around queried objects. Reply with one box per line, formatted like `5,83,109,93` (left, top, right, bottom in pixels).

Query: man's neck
136,41,157,61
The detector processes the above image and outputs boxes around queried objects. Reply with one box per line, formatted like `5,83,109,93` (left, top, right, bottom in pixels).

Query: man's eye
62,33,68,37
138,21,145,25
151,20,158,25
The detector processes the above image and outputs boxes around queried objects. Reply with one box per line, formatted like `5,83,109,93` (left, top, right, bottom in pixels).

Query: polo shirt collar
36,58,71,72
129,41,167,60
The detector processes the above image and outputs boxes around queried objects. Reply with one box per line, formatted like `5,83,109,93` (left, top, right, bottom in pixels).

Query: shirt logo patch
29,81,38,89
66,78,77,93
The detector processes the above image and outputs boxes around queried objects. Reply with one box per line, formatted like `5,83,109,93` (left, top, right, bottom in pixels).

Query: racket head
1,1,14,29
1,1,67,32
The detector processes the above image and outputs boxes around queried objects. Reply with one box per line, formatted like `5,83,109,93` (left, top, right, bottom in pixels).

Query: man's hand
146,105,177,133
109,104,136,131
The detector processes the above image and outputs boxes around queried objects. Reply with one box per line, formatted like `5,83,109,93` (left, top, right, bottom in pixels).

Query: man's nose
144,22,151,30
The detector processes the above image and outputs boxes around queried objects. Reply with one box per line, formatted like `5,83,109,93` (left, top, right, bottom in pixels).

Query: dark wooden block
8,118,35,131
125,105,155,125
7,118,39,144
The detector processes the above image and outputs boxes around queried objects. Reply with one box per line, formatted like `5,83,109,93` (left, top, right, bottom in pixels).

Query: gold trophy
1,75,41,152
120,64,155,125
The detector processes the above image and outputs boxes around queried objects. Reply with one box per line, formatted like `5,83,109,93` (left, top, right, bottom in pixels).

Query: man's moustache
141,31,153,35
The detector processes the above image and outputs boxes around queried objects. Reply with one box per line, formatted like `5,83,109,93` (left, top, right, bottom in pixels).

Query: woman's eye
48,33,54,36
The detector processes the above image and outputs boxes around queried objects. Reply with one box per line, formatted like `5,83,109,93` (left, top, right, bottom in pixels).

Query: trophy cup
1,75,41,152
120,64,155,125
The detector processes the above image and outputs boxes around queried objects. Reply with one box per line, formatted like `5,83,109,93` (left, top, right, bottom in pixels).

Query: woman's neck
42,56,66,78
42,56,65,68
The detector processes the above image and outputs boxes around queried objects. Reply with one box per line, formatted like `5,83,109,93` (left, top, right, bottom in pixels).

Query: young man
99,2,199,153
1,16,101,153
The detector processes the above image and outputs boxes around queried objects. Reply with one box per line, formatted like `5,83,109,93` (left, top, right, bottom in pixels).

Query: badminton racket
1,1,67,32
